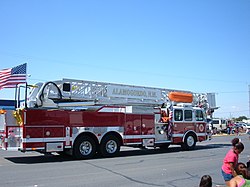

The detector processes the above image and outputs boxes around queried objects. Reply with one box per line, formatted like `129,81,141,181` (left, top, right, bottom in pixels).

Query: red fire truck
2,78,215,159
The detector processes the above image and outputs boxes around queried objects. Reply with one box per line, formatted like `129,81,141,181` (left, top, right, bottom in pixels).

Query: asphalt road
0,134,249,187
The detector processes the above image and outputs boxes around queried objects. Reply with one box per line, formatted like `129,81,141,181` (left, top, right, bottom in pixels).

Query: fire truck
2,78,215,159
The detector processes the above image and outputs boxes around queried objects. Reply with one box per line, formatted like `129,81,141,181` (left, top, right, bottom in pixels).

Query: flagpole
25,82,28,109
14,85,18,108
25,63,29,109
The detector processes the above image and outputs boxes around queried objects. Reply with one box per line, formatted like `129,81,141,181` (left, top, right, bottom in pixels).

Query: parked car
236,122,249,129
232,122,249,133
242,123,250,130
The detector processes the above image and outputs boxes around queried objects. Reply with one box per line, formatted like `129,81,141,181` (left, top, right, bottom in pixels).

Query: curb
212,133,247,137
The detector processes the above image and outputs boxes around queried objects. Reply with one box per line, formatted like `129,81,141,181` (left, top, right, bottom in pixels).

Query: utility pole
249,84,250,117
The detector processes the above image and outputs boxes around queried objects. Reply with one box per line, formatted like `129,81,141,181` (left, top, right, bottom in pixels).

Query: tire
181,134,196,151
73,136,96,159
100,135,120,157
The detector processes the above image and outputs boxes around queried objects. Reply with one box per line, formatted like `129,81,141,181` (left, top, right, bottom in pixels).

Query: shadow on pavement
4,142,231,164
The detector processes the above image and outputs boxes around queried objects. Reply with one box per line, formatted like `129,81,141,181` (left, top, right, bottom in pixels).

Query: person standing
227,121,231,135
221,140,244,186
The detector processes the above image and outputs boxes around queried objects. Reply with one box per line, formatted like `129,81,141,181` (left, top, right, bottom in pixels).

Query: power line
0,51,248,85
216,91,247,94
215,110,249,114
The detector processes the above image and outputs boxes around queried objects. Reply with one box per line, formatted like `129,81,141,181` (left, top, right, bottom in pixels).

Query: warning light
0,109,6,114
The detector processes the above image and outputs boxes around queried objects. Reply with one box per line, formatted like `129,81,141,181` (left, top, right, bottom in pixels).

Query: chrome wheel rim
106,140,117,154
187,136,194,147
79,141,92,155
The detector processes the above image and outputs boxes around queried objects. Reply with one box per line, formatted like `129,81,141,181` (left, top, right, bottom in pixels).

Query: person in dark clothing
199,175,212,187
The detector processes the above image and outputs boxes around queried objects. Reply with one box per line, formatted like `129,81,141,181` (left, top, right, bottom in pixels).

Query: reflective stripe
196,133,206,136
123,135,155,139
23,147,44,151
172,134,183,138
172,133,206,138
23,137,65,143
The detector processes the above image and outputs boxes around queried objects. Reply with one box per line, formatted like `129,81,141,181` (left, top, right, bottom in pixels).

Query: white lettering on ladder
108,85,159,100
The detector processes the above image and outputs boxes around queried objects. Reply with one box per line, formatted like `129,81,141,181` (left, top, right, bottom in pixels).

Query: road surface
0,134,249,187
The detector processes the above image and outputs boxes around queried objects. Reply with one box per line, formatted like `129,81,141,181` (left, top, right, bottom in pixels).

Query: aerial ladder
23,78,214,113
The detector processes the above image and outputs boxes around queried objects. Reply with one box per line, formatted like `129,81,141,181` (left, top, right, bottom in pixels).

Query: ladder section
57,78,174,106
26,78,214,108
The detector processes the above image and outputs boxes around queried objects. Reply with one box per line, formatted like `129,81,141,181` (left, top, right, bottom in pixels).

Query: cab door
183,109,195,131
173,109,184,134
173,108,195,134
194,109,206,133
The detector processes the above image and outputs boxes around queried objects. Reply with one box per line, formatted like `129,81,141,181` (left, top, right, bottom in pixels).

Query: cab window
174,109,183,121
195,110,204,121
184,110,192,121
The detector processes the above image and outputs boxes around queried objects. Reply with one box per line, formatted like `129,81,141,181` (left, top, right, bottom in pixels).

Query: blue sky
0,0,249,118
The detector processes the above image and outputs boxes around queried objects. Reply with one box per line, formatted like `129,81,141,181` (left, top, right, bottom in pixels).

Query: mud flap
46,142,64,152
142,138,154,148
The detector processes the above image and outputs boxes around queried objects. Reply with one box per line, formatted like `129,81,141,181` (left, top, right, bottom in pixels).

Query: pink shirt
222,149,238,174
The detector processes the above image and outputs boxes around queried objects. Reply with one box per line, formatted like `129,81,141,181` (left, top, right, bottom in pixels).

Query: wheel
73,136,96,159
100,135,120,157
181,134,196,151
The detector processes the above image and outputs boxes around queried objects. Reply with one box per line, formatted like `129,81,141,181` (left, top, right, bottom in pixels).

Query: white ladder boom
27,78,213,108
55,78,178,106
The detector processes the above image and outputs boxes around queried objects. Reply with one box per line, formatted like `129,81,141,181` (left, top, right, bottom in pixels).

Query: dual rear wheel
100,135,120,157
73,135,120,159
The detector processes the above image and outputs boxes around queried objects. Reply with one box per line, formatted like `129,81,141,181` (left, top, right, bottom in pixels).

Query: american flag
0,63,27,90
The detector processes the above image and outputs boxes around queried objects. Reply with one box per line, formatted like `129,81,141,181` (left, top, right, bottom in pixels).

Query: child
199,175,212,187
229,162,250,187
231,138,240,147
221,141,244,186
